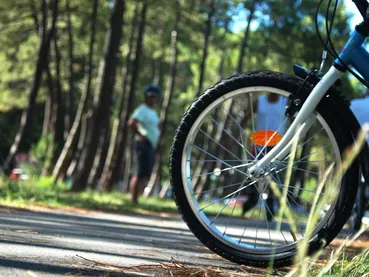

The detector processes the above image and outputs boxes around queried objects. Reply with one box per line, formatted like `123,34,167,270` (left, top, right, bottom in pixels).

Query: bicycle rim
181,86,341,255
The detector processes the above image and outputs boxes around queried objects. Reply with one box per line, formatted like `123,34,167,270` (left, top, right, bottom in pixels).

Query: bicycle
169,0,369,267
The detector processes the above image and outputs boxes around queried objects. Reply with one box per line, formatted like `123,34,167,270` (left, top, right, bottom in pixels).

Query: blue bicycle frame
336,30,369,81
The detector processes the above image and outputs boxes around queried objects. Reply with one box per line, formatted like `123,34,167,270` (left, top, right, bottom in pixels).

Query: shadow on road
0,206,367,276
0,207,236,276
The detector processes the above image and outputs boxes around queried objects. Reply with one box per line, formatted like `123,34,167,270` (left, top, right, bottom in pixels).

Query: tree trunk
121,135,133,192
118,0,139,115
46,32,65,174
218,20,229,81
40,62,55,173
42,94,52,137
192,99,234,194
29,0,40,32
88,116,110,188
152,58,160,86
118,1,139,119
30,0,52,139
4,0,58,173
193,22,231,195
29,0,47,36
94,0,139,189
181,0,217,183
66,113,89,177
64,0,75,138
144,6,181,197
97,0,148,191
197,0,215,96
51,0,98,181
236,0,256,74
42,57,55,139
152,28,165,90
71,0,125,192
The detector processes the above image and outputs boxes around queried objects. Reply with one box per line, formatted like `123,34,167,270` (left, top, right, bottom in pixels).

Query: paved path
0,206,365,276
0,207,243,276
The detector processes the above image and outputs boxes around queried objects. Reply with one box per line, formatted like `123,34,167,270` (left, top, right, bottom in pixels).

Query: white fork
248,66,343,177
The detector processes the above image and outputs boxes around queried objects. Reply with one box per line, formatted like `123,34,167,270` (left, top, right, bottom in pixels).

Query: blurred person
128,84,161,204
350,88,369,227
240,93,287,221
351,88,369,145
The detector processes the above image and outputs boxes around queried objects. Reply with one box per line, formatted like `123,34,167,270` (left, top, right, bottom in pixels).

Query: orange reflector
250,130,283,147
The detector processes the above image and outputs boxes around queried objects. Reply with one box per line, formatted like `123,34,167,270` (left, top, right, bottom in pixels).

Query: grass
339,248,369,276
278,125,369,277
305,247,369,277
0,176,179,214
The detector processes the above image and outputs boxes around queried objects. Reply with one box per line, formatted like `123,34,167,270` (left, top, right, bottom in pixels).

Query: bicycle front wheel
170,71,359,267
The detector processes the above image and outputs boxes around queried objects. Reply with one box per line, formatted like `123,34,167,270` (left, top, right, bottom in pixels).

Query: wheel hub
248,162,279,178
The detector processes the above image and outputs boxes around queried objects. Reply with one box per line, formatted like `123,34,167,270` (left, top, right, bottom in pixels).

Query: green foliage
0,1,361,188
0,104,44,163
340,248,369,276
31,134,52,162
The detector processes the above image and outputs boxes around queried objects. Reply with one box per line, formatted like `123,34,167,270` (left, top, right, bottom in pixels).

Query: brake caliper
285,65,321,118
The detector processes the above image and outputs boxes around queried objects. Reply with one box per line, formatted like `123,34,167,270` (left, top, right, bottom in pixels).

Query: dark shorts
134,139,155,178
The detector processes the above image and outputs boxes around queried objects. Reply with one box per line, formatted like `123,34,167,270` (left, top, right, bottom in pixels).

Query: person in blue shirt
128,84,161,204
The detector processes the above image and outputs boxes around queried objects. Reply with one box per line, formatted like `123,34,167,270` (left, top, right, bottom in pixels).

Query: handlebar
353,0,369,20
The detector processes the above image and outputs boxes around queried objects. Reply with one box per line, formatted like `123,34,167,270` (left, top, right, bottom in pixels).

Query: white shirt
256,95,287,133
351,96,369,145
131,104,160,148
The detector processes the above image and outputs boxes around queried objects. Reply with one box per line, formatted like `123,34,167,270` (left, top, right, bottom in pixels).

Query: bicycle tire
170,71,359,267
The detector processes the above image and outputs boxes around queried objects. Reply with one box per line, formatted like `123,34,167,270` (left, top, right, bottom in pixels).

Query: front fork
249,66,343,177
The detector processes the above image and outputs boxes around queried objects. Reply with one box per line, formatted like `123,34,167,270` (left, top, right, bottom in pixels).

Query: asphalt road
0,206,242,276
0,206,364,276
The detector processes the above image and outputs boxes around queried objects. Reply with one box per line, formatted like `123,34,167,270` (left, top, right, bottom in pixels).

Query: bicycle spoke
199,127,243,162
291,166,323,176
249,92,255,133
283,126,325,160
262,198,273,247
239,197,261,244
191,162,252,179
193,180,247,196
271,173,307,242
250,181,290,245
223,184,244,236
276,145,331,174
273,174,310,221
283,184,324,195
284,141,329,163
287,193,310,219
254,206,263,248
192,145,249,177
227,111,253,161
255,118,288,161
190,159,250,163
209,115,253,158
200,180,258,212
280,159,327,164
